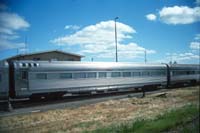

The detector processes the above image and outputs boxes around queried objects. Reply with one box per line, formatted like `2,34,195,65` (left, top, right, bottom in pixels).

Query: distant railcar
169,64,199,85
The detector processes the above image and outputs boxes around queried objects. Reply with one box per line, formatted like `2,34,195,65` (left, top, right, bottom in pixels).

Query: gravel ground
0,86,199,133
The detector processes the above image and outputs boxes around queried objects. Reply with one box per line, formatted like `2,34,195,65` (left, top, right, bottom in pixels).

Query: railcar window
133,72,140,77
60,73,72,79
172,71,176,75
173,71,179,75
36,73,47,79
151,71,159,76
190,71,195,74
150,71,165,76
173,71,191,76
87,72,96,78
74,73,86,79
99,72,107,78
21,71,28,80
196,71,200,74
186,71,195,75
160,71,166,75
142,71,150,76
122,72,131,77
22,63,26,67
0,73,1,81
111,72,121,77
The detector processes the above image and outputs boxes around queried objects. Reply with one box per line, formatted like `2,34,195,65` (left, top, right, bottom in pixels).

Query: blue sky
0,0,200,63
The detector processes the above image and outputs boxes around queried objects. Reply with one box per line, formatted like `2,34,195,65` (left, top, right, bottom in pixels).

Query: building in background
5,50,84,62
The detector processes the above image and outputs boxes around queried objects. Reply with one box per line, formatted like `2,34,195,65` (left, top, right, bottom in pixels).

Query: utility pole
198,40,200,83
170,53,173,64
144,50,147,64
25,36,28,54
17,48,19,55
114,17,119,62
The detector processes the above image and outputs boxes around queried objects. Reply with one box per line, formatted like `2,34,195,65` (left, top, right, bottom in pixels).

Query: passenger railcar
10,61,167,99
169,64,200,85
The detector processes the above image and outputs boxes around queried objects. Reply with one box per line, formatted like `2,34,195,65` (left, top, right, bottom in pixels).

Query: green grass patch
85,104,199,133
182,122,199,133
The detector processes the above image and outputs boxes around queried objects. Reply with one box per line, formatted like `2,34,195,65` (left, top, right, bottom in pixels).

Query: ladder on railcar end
0,97,13,112
7,97,13,112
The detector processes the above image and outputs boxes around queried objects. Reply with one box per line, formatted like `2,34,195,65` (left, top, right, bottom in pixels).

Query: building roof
5,50,84,60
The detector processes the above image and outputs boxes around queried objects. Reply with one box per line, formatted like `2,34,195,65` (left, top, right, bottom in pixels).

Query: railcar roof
169,64,200,69
0,60,8,68
13,61,167,70
11,61,200,71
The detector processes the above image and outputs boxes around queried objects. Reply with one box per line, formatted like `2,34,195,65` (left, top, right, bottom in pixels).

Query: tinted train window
21,71,28,80
190,71,195,74
158,71,166,76
87,72,96,78
142,71,150,76
74,73,86,79
0,73,1,82
172,71,176,75
186,71,195,75
36,73,47,79
60,73,72,79
123,72,131,77
151,71,159,76
161,71,166,75
111,72,121,77
196,71,200,74
99,72,107,78
133,72,141,77
173,71,187,76
22,63,26,67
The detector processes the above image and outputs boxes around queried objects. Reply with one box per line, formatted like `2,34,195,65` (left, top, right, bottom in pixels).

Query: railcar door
14,69,29,98
19,69,29,89
0,64,9,100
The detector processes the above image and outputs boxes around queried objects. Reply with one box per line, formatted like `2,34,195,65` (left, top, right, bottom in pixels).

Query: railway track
0,89,165,116
0,84,198,117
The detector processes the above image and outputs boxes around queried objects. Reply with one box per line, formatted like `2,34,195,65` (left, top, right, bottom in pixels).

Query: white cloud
82,42,156,59
0,11,30,51
159,35,200,63
0,12,30,34
52,20,135,45
171,52,199,61
146,14,157,21
158,52,199,64
190,42,200,50
52,20,135,46
159,6,200,24
64,25,80,30
194,34,200,40
0,39,25,51
51,20,155,60
0,34,19,40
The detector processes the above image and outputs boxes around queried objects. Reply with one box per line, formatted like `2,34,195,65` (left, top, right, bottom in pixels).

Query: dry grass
0,86,199,133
